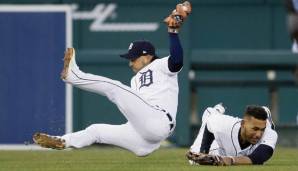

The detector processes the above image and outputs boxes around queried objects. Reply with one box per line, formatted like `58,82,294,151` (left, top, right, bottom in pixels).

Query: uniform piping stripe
71,70,169,115
231,120,241,156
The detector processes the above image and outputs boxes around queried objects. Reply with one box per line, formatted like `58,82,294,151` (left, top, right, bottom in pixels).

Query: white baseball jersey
130,56,179,117
190,106,278,157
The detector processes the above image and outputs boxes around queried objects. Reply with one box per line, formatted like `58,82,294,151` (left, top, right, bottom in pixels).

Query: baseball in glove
164,1,192,33
186,151,234,166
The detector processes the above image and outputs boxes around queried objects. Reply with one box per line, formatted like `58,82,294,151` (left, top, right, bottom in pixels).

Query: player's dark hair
244,105,268,120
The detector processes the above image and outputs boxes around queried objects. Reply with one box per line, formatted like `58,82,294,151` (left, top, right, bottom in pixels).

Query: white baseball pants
61,58,174,156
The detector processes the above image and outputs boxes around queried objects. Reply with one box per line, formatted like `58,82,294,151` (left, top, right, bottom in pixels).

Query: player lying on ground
33,1,191,156
186,104,278,166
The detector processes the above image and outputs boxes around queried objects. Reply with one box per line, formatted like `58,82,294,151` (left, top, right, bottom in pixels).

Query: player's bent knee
86,124,95,130
84,124,101,141
202,107,218,123
85,124,99,134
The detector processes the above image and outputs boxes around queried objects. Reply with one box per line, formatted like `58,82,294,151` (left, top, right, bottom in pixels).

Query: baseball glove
164,1,192,33
186,151,226,166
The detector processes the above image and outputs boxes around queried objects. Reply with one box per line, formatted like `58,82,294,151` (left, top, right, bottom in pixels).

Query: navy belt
154,105,175,131
166,113,174,130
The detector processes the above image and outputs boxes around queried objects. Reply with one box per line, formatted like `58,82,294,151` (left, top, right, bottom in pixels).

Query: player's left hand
186,151,234,166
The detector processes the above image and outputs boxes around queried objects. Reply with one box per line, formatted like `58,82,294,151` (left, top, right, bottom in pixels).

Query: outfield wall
0,5,72,147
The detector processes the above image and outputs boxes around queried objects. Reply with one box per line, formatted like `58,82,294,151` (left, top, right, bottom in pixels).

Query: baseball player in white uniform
33,2,192,156
187,104,278,166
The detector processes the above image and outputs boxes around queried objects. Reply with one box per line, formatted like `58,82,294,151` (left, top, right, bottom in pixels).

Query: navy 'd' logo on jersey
139,69,153,89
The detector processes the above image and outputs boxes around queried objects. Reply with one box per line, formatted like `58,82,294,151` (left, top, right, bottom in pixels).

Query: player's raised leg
61,48,74,80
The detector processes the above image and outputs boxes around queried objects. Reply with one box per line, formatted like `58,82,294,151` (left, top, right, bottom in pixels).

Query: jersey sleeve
246,124,278,165
260,127,278,149
248,144,274,165
199,125,215,153
168,33,183,72
158,57,179,76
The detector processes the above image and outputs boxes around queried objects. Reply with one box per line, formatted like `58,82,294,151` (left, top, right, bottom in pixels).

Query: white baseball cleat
33,132,66,150
61,48,75,80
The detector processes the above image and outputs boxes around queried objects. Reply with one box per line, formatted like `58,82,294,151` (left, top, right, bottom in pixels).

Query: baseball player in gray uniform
33,2,191,156
187,104,278,166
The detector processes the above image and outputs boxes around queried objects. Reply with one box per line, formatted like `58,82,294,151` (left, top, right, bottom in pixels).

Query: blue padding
0,12,66,143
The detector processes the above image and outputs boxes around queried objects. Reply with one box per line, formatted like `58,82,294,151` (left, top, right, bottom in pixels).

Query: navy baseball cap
120,40,157,60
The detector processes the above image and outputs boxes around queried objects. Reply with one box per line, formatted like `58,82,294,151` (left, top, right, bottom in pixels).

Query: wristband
168,28,179,33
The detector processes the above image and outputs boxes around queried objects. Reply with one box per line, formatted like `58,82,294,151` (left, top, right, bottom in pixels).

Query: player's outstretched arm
187,144,274,166
217,155,253,166
186,151,251,166
164,1,191,72
168,33,183,72
221,148,273,166
246,144,274,165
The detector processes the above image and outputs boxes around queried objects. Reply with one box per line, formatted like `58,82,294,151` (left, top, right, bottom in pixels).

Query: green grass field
0,146,297,171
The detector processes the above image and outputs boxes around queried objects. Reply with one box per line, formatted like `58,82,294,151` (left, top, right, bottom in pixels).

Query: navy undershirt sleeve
199,125,215,154
247,144,274,165
168,33,183,72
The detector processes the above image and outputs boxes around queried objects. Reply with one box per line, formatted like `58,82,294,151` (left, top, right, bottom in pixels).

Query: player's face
242,116,266,145
129,55,151,73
